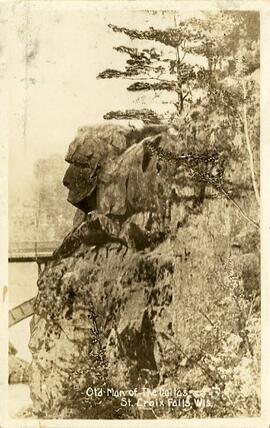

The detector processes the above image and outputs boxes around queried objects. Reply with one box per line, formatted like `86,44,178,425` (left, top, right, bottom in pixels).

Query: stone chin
67,185,98,214
63,161,98,214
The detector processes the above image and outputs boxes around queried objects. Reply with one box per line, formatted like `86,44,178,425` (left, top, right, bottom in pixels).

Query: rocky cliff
28,124,260,419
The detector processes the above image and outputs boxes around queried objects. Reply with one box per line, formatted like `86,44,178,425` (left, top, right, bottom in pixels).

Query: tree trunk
175,45,183,113
174,15,184,114
242,79,260,207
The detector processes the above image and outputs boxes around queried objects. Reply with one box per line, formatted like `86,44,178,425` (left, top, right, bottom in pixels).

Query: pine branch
114,45,161,62
127,80,177,92
108,23,196,48
103,109,164,124
97,68,139,79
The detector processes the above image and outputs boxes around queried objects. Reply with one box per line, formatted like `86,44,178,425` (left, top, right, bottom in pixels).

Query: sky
8,3,205,188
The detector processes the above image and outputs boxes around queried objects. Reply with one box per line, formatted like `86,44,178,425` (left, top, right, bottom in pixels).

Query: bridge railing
9,241,60,255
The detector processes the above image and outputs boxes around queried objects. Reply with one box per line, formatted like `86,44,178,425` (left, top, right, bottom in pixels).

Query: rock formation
28,124,259,418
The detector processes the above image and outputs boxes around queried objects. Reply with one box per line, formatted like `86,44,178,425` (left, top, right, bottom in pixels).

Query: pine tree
97,17,200,123
97,13,241,124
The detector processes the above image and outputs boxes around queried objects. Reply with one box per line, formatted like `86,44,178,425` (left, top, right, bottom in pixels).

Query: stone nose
62,166,72,188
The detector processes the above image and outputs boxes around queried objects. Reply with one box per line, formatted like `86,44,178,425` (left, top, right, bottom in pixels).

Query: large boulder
62,124,166,213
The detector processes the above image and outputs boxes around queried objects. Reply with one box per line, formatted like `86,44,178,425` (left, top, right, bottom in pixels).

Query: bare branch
219,187,259,229
241,79,260,206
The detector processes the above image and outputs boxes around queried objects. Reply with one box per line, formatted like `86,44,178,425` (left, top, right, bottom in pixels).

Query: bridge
8,241,59,326
8,240,59,273
9,297,36,327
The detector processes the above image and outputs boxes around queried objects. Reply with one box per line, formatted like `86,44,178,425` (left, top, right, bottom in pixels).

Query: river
9,262,38,417
9,262,38,361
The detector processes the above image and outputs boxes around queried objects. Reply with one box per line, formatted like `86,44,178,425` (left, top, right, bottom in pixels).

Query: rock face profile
28,124,259,419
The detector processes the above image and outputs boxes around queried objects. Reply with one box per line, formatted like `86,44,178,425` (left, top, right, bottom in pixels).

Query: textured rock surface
9,343,29,384
28,124,259,418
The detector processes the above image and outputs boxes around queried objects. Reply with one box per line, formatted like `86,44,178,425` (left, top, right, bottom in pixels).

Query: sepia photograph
1,1,270,425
